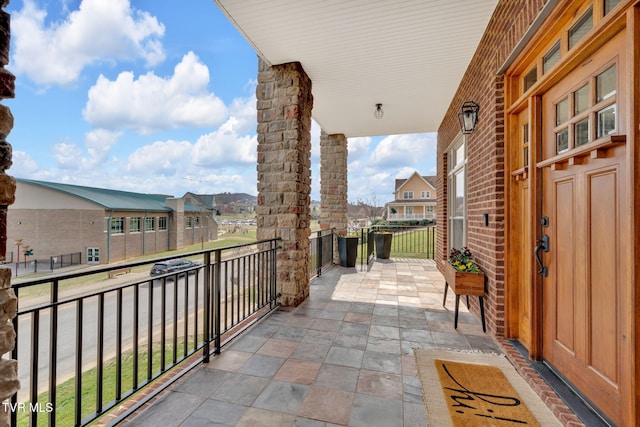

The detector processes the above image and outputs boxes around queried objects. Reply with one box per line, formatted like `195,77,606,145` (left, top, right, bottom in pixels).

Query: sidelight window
448,135,466,250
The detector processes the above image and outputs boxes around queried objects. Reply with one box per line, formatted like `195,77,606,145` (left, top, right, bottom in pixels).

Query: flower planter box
442,262,485,296
338,236,358,267
442,262,486,332
374,233,392,259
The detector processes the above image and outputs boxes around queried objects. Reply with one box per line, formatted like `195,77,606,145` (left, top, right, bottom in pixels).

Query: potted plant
443,246,486,332
337,233,358,267
443,247,484,296
374,231,393,259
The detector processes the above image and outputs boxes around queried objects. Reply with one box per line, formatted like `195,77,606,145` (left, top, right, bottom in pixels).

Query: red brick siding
437,0,546,336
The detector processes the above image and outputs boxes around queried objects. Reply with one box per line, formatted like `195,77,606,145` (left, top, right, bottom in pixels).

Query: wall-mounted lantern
458,101,479,134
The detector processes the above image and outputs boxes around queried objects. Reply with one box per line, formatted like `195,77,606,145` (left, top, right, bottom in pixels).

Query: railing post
49,279,59,426
214,249,222,355
316,230,322,277
203,251,211,362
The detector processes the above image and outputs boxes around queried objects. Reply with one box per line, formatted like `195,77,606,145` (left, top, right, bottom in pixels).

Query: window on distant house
145,217,155,232
448,134,466,250
185,217,192,228
130,217,141,233
111,217,124,235
403,191,414,199
194,216,200,228
421,191,431,199
158,217,167,231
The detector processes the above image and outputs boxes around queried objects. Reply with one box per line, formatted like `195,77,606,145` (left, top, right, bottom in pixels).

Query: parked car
149,258,202,277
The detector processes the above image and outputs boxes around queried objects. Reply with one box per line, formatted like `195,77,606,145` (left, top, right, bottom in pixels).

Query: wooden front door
539,30,628,426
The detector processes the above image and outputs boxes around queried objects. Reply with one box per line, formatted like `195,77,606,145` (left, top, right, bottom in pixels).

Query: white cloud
52,129,122,170
83,52,227,134
9,151,40,175
11,0,166,86
126,140,192,176
347,137,371,162
192,117,257,167
228,94,257,135
52,143,83,169
84,129,121,168
369,133,436,169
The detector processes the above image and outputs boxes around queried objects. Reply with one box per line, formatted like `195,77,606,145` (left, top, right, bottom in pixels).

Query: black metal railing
366,225,436,261
309,229,334,278
12,252,82,277
10,239,280,427
357,228,375,270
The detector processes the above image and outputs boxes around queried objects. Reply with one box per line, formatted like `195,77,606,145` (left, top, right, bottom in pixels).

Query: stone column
0,2,19,424
256,58,313,307
319,131,348,263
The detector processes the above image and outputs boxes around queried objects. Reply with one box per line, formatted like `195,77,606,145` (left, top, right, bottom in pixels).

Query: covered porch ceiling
213,0,499,138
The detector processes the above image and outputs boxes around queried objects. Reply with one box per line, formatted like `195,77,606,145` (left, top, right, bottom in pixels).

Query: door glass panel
524,66,537,92
597,104,616,137
604,0,620,15
556,128,569,153
523,147,529,167
556,98,568,125
543,42,561,74
574,118,590,147
596,65,616,102
574,84,590,115
568,8,593,49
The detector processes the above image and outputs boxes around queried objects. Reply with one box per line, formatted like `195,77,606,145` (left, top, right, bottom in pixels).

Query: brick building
8,179,218,264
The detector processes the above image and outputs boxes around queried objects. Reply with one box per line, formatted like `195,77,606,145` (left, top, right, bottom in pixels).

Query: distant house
386,172,436,222
8,179,218,265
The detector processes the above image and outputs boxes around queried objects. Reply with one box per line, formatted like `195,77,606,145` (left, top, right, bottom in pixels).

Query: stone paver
125,259,579,426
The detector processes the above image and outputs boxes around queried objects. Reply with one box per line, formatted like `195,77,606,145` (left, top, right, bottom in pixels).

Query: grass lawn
17,339,199,427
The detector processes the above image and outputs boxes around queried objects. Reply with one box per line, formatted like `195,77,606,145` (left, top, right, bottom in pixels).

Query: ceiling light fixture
374,103,384,119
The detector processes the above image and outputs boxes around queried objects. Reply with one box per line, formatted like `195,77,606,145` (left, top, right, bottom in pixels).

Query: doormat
414,350,562,426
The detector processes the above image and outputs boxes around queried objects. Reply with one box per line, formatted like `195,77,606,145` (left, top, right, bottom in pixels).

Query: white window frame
421,191,431,199
111,217,124,235
130,217,141,233
158,216,168,231
403,191,414,199
145,217,155,232
87,247,100,264
448,134,467,251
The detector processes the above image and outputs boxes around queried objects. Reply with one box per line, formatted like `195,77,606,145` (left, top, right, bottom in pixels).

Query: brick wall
437,0,546,336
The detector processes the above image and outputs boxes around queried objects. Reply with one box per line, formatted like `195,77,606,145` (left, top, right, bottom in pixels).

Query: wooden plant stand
442,263,486,332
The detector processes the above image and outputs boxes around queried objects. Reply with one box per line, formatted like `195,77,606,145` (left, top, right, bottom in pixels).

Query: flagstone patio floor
119,258,584,427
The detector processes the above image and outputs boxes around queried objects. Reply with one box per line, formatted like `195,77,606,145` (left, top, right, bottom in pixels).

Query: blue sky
5,0,437,204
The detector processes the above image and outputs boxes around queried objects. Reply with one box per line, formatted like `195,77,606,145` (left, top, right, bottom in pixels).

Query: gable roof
17,178,205,212
394,172,436,192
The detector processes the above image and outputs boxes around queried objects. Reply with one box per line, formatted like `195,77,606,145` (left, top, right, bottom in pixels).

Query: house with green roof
7,178,218,265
